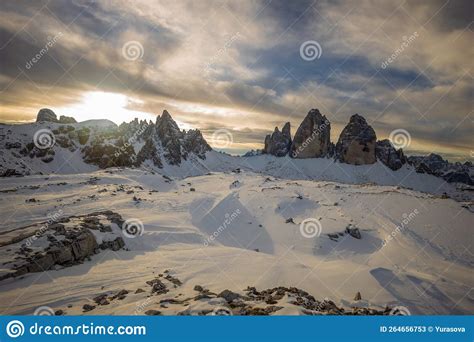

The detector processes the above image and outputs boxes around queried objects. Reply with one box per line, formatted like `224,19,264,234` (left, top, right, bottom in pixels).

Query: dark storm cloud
0,0,472,159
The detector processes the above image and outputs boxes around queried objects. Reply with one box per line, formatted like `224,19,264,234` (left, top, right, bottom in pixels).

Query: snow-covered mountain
0,169,472,315
0,108,472,316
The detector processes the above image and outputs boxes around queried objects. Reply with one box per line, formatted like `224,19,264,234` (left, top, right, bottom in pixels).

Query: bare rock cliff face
290,109,331,158
335,114,376,165
263,122,292,157
376,139,406,170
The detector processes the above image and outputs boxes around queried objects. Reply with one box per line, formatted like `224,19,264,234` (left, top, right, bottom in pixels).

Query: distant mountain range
0,108,472,188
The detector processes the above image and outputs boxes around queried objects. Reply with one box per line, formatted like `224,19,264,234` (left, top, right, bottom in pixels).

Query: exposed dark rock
263,122,292,157
82,304,95,312
218,289,240,302
136,139,163,168
156,110,184,165
146,278,169,295
5,142,21,149
58,115,77,124
183,129,212,159
1,211,127,281
408,153,473,185
345,225,361,239
376,139,407,170
144,310,161,315
291,109,331,158
336,114,376,165
36,108,58,122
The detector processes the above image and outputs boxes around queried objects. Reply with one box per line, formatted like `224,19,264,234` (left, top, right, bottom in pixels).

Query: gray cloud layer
0,0,472,159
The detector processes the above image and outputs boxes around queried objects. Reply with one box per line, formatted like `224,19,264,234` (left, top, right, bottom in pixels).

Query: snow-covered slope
0,170,472,315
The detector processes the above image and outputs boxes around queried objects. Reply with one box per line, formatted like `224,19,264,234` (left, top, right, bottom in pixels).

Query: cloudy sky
0,0,472,159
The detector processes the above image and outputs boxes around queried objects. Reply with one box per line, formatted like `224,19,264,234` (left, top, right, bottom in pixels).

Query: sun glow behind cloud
53,91,156,125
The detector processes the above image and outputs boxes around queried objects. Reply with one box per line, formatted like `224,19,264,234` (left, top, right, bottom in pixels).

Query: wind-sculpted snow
0,170,472,315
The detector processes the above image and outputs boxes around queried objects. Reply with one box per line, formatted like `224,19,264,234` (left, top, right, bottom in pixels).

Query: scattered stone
354,291,362,301
218,289,240,302
164,274,183,286
144,310,161,316
112,289,129,300
147,278,168,295
194,285,204,292
345,225,361,239
82,304,96,312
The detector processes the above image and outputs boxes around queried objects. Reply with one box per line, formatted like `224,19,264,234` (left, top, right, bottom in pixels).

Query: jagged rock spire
290,109,331,158
335,114,376,165
263,122,292,157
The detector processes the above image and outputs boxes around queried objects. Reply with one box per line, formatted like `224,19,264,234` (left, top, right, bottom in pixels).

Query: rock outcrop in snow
408,153,473,185
36,108,58,122
335,114,376,165
1,109,212,175
263,122,292,157
376,139,407,170
36,108,77,123
290,109,331,158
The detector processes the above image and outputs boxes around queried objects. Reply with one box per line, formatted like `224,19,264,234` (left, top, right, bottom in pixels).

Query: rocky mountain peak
336,113,376,165
290,108,331,158
36,108,58,122
263,122,292,157
376,139,406,170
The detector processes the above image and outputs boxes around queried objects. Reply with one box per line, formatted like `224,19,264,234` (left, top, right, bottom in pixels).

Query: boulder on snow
59,115,77,124
345,225,361,239
36,108,58,122
336,114,376,165
290,109,331,158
